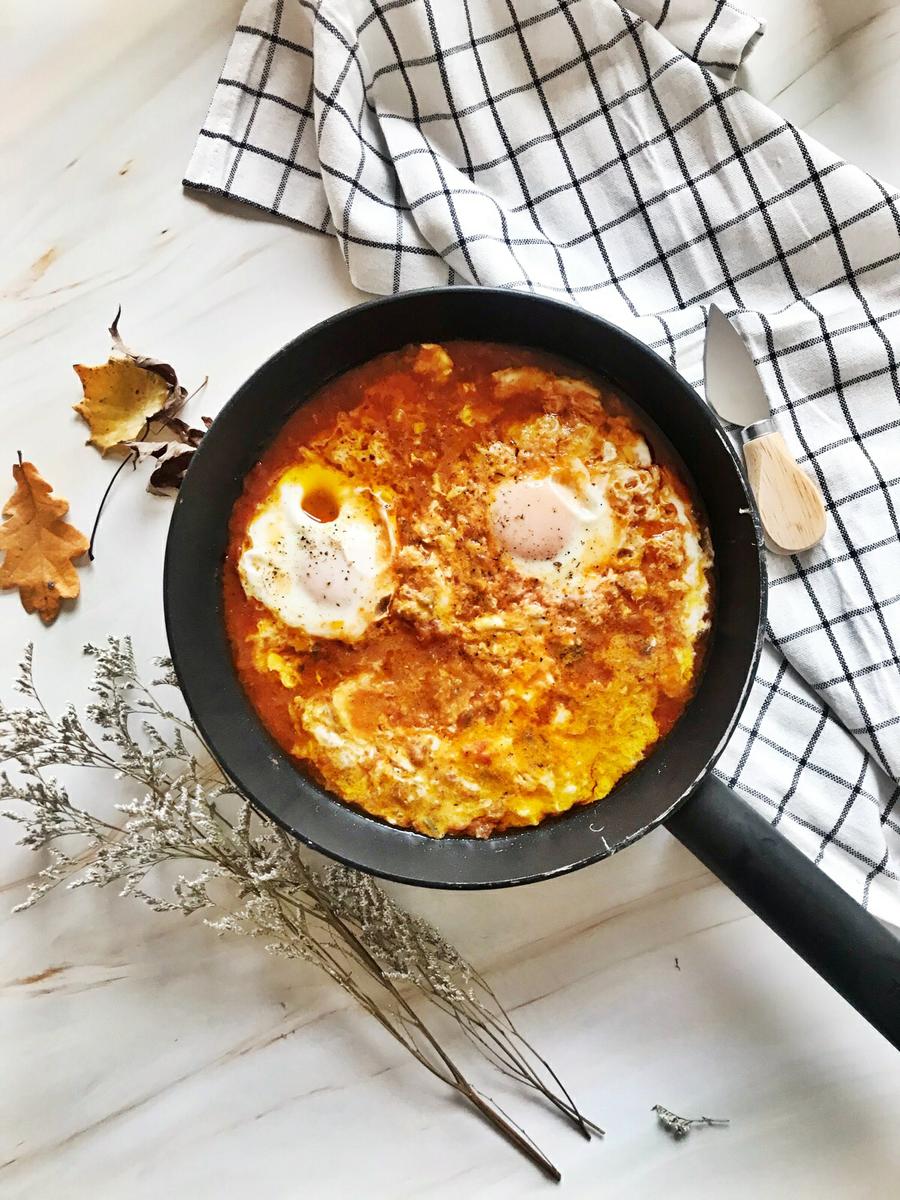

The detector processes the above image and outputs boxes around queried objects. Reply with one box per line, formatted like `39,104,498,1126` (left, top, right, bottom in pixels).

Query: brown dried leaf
128,441,196,495
0,456,88,624
127,415,211,495
73,308,187,454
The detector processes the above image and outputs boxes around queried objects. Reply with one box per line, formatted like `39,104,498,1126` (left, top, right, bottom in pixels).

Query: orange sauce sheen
224,342,712,838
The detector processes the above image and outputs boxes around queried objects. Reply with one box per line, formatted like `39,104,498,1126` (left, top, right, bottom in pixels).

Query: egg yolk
491,479,577,560
302,485,340,523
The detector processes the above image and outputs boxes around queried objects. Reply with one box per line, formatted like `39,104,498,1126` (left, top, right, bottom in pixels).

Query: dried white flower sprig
1,638,601,1182
652,1105,729,1140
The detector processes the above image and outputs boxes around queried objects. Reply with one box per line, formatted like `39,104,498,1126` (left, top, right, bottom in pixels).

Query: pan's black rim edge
163,287,768,890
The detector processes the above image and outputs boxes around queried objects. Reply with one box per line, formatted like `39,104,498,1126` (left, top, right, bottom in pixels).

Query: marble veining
2,2,900,1196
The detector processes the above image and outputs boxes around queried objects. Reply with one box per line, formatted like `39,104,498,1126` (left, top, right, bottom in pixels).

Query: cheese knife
704,304,826,555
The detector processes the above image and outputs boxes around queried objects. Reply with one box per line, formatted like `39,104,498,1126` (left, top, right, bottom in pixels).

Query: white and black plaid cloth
186,0,900,923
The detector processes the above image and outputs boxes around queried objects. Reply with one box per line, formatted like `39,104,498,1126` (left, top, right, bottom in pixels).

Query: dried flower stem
1,639,601,1181
652,1105,729,1140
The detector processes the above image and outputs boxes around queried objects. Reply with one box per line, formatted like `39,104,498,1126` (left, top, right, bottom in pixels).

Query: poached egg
239,460,395,641
490,470,617,585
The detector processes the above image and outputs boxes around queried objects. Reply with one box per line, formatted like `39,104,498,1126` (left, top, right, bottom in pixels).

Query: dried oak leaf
0,455,88,624
73,308,187,453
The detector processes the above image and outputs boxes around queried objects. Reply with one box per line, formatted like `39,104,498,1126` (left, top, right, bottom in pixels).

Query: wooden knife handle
743,429,827,554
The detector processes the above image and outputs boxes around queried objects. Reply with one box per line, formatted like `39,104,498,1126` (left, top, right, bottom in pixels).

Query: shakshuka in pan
223,341,712,838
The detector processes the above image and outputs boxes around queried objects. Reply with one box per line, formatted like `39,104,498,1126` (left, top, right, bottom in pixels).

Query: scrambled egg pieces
226,342,712,838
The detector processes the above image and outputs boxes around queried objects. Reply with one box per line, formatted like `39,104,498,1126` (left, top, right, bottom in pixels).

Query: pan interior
164,289,765,888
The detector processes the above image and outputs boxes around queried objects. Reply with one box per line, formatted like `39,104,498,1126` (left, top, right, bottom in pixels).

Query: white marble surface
3,2,900,1196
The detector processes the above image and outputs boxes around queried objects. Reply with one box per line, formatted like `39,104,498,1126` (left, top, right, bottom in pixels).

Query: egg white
239,462,395,641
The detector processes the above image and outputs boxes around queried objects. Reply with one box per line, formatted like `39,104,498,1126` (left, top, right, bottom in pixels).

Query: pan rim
164,287,766,889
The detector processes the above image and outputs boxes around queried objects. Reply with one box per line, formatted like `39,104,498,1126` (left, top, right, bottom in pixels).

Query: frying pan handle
665,774,900,1050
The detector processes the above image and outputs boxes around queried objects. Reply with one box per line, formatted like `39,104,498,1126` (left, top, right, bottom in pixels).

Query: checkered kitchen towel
186,0,900,923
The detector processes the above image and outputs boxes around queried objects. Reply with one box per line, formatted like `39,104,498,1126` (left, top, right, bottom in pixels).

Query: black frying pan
164,288,900,1048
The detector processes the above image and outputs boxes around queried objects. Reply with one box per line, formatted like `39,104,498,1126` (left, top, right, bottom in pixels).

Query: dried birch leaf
127,415,211,494
0,455,88,624
129,443,195,495
73,308,187,453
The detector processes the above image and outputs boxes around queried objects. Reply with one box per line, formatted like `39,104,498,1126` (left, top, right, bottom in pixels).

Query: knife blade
704,304,772,428
703,305,826,555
